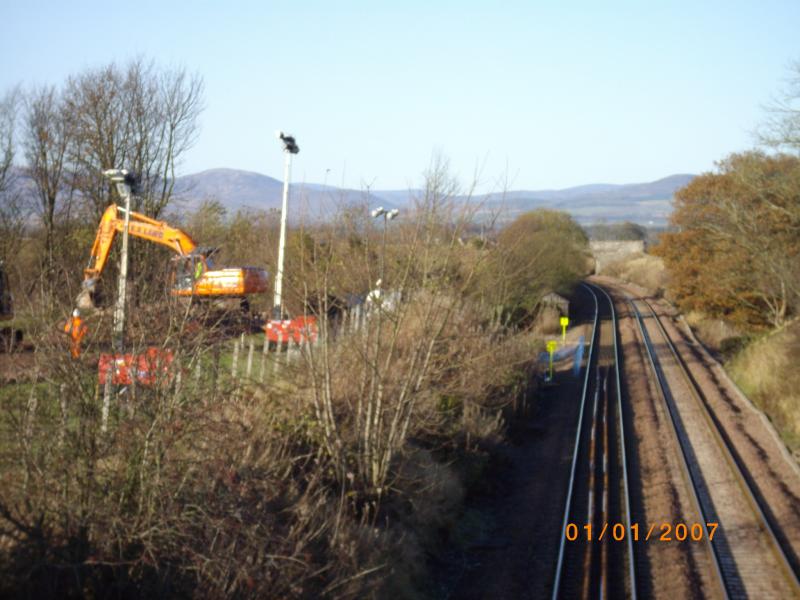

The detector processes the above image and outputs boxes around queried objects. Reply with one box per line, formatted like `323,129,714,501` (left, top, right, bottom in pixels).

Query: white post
112,180,132,353
272,131,299,320
101,376,112,433
231,338,240,378
246,339,255,379
273,151,291,320
260,336,269,383
273,331,284,374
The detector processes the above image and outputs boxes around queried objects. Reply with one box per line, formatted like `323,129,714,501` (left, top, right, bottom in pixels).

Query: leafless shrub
0,159,548,599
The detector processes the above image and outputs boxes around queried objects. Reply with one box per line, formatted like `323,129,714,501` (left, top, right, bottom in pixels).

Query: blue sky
2,1,798,191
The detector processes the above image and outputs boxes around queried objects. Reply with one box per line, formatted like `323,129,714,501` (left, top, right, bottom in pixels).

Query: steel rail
591,283,637,600
628,297,728,599
640,298,800,595
551,282,599,599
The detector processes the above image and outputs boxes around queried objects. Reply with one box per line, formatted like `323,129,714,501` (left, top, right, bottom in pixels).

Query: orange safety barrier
265,316,318,344
98,347,175,385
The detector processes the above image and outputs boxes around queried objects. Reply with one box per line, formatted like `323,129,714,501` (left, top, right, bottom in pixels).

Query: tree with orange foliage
655,151,800,328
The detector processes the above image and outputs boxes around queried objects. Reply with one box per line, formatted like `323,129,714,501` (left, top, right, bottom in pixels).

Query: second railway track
629,295,800,599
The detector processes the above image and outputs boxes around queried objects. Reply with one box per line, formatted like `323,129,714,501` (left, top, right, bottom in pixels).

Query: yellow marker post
560,316,570,344
546,340,558,381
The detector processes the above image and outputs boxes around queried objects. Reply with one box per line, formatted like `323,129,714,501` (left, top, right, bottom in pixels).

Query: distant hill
465,174,696,225
172,169,694,225
7,166,695,226
171,168,400,218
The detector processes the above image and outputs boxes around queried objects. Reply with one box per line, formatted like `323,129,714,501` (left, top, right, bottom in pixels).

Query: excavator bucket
75,280,97,311
76,289,95,311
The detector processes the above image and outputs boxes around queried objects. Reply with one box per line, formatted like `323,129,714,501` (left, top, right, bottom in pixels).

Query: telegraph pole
273,131,299,320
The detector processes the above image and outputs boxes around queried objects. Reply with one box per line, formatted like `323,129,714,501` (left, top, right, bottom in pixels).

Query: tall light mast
273,131,299,320
102,168,134,352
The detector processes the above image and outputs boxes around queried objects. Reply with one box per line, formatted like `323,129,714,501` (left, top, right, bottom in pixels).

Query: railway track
552,283,636,599
629,296,800,599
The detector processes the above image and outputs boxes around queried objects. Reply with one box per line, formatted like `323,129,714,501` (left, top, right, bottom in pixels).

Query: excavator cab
172,248,218,293
173,256,198,292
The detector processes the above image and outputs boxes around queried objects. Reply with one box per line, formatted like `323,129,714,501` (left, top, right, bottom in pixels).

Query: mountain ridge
172,168,693,225
6,166,694,226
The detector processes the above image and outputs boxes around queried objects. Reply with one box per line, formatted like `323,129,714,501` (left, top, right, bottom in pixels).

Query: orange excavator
77,204,269,311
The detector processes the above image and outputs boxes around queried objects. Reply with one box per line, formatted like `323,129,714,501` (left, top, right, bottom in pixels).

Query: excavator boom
77,205,268,310
84,205,198,281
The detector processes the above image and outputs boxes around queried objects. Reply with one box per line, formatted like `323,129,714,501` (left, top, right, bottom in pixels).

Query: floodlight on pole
102,168,134,353
273,131,299,320
372,206,400,298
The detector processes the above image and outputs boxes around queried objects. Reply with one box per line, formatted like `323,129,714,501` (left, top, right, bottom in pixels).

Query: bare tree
23,86,71,286
0,88,26,270
65,59,204,219
759,59,800,154
59,59,204,305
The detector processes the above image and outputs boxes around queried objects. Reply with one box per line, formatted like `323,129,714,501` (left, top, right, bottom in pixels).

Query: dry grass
533,306,562,336
0,338,390,598
727,319,800,454
600,252,668,297
0,284,541,599
684,311,746,353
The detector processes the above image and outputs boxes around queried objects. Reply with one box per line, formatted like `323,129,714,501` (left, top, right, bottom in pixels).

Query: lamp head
102,168,129,183
276,130,299,154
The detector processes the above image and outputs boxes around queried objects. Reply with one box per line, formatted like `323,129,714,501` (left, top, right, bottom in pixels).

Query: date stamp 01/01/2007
565,522,720,542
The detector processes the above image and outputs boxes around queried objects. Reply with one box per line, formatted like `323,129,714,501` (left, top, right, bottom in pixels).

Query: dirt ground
0,345,37,384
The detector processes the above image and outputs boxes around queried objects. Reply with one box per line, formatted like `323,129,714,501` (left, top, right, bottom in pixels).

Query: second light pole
370,206,400,302
273,131,299,321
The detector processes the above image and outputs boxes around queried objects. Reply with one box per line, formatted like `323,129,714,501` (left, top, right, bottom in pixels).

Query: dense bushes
0,165,564,598
472,209,589,327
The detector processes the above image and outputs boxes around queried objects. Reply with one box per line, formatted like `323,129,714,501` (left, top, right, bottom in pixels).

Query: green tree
478,209,588,326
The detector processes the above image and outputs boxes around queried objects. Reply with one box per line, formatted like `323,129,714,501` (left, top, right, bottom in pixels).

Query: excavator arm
77,204,269,311
84,205,198,282
78,205,201,309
